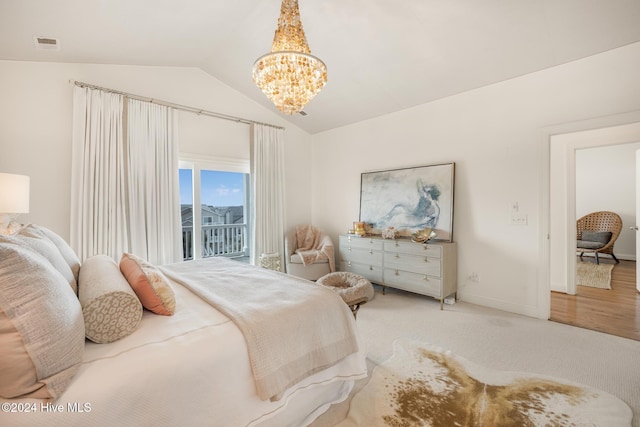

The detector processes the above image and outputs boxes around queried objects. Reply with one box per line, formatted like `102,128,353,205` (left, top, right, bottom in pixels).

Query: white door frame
539,111,640,320
637,149,640,292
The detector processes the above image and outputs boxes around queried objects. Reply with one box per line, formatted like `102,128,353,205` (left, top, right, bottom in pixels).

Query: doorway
547,121,640,340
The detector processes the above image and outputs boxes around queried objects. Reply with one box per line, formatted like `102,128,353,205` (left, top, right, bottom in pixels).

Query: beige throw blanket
161,257,358,401
295,225,336,272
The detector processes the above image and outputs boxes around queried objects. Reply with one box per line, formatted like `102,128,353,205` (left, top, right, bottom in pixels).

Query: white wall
310,42,640,318
576,142,640,260
0,61,313,241
3,42,640,319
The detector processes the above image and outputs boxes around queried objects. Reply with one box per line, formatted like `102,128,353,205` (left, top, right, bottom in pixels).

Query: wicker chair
576,211,622,264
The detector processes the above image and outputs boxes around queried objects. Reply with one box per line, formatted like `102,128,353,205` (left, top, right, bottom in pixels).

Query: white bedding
161,258,360,401
1,276,367,426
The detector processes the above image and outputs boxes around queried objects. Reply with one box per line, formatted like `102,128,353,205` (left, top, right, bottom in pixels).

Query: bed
0,224,367,426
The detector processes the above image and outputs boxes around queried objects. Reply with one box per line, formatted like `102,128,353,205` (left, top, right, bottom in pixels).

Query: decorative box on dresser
338,235,457,309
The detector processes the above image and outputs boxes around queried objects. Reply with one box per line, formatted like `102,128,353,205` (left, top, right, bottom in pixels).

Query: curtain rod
69,80,285,130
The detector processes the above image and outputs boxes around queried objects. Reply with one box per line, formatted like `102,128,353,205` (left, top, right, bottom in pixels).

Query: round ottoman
317,272,374,319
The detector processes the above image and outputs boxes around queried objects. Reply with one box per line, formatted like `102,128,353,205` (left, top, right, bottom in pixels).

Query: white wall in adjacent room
576,142,640,261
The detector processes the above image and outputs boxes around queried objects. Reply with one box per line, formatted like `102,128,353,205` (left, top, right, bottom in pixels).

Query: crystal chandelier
252,0,327,115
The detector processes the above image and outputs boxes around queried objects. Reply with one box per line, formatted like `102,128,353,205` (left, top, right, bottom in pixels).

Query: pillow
0,224,78,294
581,230,612,245
35,225,81,284
0,241,85,400
78,255,143,344
120,253,176,316
577,240,605,250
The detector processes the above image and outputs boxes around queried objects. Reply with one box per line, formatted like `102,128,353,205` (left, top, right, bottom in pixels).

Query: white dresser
338,235,457,309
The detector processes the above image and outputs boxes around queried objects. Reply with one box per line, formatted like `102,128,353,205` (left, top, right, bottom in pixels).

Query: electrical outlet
469,272,480,282
510,213,528,225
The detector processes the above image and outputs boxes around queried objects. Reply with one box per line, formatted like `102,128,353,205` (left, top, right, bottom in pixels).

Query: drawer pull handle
423,245,428,251
395,241,399,247
348,247,352,252
423,276,429,281
347,261,351,267
395,253,400,258
369,265,373,271
395,270,399,276
424,257,429,263
369,249,373,254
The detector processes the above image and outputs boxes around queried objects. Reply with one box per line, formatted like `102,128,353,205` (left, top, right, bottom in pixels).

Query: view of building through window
179,169,248,261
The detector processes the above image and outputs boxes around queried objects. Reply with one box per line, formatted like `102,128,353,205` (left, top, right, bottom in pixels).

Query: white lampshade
0,173,30,214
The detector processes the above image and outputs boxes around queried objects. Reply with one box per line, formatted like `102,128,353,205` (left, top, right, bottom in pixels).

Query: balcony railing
182,224,247,261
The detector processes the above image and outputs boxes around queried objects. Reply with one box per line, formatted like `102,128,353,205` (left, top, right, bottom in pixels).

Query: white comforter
161,257,360,401
1,263,367,427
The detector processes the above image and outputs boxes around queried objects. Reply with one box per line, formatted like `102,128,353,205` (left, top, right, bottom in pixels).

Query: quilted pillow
0,224,78,294
78,255,143,344
120,253,176,316
0,241,84,400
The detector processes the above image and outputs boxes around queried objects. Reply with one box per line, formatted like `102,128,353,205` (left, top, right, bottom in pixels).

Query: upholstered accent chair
284,225,334,281
576,211,622,264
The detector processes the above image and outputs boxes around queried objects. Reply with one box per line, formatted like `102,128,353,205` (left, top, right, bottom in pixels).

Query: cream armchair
284,225,335,281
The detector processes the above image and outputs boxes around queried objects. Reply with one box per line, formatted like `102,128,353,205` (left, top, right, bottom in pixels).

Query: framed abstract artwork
359,163,455,242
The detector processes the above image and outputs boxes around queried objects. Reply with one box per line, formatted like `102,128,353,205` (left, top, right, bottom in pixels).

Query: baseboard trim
550,282,567,293
459,293,542,319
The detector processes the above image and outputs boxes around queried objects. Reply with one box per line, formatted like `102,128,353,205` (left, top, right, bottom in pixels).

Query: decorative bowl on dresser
338,235,457,309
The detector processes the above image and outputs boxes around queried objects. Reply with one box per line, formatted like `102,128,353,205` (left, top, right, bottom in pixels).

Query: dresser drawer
384,253,441,277
383,268,442,298
383,240,441,258
339,246,383,266
340,235,384,251
340,261,383,283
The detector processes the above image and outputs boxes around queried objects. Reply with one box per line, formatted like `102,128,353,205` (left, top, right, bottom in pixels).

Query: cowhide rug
338,339,632,426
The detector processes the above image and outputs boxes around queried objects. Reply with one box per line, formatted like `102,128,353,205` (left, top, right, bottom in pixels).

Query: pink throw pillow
119,253,176,316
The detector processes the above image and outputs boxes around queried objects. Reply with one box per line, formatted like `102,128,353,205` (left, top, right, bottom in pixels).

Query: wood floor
550,258,640,341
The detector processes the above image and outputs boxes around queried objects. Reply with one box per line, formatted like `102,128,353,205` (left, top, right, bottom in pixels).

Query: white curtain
127,99,181,265
250,124,285,270
71,86,128,261
71,87,181,264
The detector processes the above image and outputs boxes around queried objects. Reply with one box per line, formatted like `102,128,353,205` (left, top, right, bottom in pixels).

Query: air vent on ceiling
33,37,60,50
299,110,308,116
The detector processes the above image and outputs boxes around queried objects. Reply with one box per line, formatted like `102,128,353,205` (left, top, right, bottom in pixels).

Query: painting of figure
359,163,454,241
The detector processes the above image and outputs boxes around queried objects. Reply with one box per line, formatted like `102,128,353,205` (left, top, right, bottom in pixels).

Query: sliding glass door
179,158,250,261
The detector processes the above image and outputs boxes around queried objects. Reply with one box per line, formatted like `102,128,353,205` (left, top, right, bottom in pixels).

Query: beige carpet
310,286,640,427
337,339,632,426
576,261,614,289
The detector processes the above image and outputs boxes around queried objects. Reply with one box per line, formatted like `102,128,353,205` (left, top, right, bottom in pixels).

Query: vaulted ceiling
2,0,640,134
